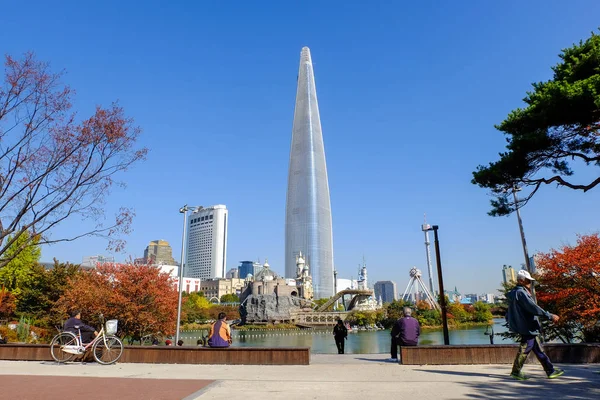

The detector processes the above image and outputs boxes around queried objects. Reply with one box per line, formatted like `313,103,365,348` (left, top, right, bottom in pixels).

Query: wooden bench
400,343,600,365
0,344,310,365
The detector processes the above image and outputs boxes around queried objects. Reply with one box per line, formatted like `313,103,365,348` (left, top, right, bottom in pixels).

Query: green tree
383,299,412,327
472,31,600,216
0,232,41,299
312,297,331,309
17,260,81,327
182,292,212,323
220,293,240,303
472,301,493,323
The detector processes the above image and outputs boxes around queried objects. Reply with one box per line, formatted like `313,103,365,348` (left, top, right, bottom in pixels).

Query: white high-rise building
186,205,228,279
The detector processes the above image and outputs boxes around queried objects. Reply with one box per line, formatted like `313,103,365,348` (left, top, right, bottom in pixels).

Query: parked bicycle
49,314,123,365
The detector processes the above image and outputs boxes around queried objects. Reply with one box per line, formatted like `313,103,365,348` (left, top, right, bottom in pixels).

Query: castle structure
239,256,315,324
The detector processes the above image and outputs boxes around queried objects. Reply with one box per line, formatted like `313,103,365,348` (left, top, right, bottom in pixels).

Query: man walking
333,319,348,354
507,269,564,380
389,307,420,362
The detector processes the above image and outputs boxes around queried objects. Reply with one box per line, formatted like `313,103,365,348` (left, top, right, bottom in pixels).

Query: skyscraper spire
285,47,334,299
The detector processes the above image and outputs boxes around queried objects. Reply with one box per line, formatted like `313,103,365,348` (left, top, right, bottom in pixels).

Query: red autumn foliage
536,234,600,341
0,286,16,318
55,263,179,339
0,53,147,268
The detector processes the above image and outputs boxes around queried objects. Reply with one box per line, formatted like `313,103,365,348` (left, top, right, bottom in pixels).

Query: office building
200,278,246,301
143,239,176,265
238,261,257,279
502,265,517,285
81,255,114,269
186,205,228,279
226,268,239,279
285,47,334,299
374,281,397,303
158,264,201,294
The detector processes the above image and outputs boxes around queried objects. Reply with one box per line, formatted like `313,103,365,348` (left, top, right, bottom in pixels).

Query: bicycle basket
106,319,118,335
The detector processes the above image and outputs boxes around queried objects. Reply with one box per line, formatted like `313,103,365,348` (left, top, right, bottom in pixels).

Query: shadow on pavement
353,357,395,363
420,365,600,400
418,368,507,379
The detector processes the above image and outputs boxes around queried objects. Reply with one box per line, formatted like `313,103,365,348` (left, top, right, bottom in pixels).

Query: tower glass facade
285,47,334,299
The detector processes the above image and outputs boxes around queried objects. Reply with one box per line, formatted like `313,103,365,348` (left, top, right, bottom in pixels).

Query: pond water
180,319,512,354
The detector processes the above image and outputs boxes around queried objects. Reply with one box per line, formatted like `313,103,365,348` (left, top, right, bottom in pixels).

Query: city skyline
9,1,599,296
285,47,335,299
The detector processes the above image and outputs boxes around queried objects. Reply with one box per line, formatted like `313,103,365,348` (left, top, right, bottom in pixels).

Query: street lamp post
510,187,536,302
424,224,450,345
175,204,202,344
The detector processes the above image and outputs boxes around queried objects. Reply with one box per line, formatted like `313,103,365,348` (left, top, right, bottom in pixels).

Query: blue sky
2,1,599,295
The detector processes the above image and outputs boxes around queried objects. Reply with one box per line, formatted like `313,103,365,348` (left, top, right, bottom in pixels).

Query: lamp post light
423,224,450,345
175,204,203,344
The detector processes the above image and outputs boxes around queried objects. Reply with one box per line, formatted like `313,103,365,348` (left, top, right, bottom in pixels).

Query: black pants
81,331,95,343
335,337,345,354
391,337,399,359
391,338,416,360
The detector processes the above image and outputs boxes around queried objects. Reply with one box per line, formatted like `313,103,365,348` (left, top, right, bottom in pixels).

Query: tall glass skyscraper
285,47,334,299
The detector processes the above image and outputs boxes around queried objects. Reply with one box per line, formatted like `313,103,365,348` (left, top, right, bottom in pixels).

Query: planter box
400,343,600,365
0,344,310,365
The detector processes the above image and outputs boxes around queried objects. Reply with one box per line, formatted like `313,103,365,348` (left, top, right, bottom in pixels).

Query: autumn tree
472,31,600,216
55,263,178,340
0,53,147,268
0,286,16,319
536,234,600,342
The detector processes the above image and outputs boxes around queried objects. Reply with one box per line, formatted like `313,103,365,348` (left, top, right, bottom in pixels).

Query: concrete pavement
1,355,599,399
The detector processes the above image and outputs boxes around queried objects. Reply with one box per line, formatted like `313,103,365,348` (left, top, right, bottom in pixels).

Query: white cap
517,269,535,281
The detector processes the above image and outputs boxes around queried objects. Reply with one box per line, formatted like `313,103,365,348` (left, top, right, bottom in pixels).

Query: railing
292,311,350,326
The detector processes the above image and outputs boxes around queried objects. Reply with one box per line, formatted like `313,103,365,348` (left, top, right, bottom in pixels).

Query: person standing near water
333,319,348,354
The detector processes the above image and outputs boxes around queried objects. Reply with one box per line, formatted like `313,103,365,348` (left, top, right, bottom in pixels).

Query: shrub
0,325,18,343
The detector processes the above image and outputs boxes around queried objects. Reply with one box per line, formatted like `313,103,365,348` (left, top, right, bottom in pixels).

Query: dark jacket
63,317,95,335
391,316,420,346
333,324,348,340
506,285,552,335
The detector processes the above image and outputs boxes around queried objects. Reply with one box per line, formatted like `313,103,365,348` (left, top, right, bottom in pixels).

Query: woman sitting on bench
208,312,232,348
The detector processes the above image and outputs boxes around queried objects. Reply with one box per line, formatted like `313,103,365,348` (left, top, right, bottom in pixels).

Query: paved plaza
1,355,599,399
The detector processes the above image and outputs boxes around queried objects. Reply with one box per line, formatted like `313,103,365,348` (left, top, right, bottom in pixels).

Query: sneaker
548,369,565,379
388,358,398,362
510,372,529,381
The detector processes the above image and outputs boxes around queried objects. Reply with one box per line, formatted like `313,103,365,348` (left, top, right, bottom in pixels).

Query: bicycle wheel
92,335,124,365
50,332,78,363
